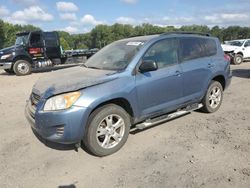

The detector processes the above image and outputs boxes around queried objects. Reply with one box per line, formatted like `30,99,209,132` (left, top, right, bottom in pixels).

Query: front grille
28,93,41,120
28,103,36,119
31,93,40,106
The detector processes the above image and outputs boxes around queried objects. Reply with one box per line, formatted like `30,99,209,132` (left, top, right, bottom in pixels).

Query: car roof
16,31,30,36
118,32,215,43
118,35,160,42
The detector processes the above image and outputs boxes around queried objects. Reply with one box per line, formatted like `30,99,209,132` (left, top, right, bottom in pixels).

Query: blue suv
25,32,232,156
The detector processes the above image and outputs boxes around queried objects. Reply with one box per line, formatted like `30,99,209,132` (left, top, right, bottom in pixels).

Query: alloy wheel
96,114,125,149
208,86,222,109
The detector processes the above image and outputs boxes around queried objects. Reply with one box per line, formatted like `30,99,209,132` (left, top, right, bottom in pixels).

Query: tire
13,59,31,76
83,104,131,156
232,54,243,65
4,68,15,74
201,81,223,113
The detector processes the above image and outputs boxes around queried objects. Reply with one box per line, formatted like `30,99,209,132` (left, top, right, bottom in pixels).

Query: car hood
221,44,239,52
0,45,16,55
32,66,118,99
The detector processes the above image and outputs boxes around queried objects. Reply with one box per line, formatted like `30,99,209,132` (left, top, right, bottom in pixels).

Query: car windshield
84,40,145,70
15,35,29,46
226,40,244,47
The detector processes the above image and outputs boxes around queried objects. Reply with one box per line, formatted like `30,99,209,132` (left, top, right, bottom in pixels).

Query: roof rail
161,31,211,37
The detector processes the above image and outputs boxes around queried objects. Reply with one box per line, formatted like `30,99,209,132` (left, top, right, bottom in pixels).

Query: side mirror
139,60,158,73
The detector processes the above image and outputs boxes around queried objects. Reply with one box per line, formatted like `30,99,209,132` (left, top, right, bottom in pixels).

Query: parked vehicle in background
64,48,99,58
25,32,232,156
222,39,250,65
0,31,98,76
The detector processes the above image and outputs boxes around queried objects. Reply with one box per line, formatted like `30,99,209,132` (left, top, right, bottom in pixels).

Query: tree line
1,19,250,50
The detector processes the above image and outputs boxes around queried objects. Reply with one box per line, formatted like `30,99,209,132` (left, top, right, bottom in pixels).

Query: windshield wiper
87,66,102,70
81,64,102,69
81,64,88,68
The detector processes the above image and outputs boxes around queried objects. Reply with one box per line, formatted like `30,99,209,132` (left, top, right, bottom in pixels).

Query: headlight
44,91,81,111
1,53,12,60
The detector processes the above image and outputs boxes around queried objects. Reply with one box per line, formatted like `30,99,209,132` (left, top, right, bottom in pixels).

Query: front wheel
201,81,223,113
83,104,131,156
232,54,243,65
13,60,31,76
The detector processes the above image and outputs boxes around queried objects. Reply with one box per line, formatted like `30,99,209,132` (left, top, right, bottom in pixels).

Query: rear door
42,32,61,59
179,37,216,102
135,38,183,118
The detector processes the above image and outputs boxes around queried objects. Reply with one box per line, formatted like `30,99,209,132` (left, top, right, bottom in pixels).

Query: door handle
174,71,181,76
208,63,214,68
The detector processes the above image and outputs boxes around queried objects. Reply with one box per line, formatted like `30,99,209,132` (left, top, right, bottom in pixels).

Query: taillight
224,54,231,62
29,48,42,54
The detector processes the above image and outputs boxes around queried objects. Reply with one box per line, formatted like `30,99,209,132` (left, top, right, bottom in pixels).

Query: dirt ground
0,63,249,188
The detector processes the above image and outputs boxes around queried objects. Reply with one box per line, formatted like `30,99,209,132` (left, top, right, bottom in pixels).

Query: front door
135,38,183,119
243,40,250,58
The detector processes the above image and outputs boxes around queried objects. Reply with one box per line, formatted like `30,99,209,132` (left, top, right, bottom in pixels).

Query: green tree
60,37,70,50
1,20,40,48
90,25,112,48
2,18,250,50
211,26,222,40
179,25,210,33
110,23,134,41
57,31,74,49
0,20,5,49
71,33,90,49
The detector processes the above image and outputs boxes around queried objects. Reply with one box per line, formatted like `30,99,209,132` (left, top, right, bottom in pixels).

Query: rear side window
180,37,217,61
201,38,217,56
43,32,59,47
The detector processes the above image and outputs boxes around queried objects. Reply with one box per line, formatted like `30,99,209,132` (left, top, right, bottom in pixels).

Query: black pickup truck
0,31,97,76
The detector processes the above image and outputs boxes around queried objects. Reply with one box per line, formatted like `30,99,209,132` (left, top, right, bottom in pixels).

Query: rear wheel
4,68,14,74
232,54,243,65
83,104,130,156
201,81,223,113
13,60,31,76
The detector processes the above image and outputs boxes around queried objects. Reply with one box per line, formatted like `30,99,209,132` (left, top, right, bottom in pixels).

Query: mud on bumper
25,100,90,144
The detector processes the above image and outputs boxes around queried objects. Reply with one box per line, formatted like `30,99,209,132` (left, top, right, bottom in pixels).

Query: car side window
180,38,204,61
201,38,217,56
244,40,250,47
180,37,217,61
142,38,178,69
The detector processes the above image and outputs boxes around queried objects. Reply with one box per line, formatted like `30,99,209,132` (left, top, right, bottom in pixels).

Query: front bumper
25,100,91,144
0,62,12,69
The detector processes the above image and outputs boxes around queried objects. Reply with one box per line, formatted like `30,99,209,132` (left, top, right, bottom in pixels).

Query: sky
0,0,250,34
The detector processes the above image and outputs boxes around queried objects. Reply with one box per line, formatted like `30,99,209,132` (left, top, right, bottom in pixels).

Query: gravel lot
0,63,249,188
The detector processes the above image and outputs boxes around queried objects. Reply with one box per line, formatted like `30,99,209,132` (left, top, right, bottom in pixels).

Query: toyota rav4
25,32,232,156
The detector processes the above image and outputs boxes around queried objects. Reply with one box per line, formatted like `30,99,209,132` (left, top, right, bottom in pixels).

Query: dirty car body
25,33,232,155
